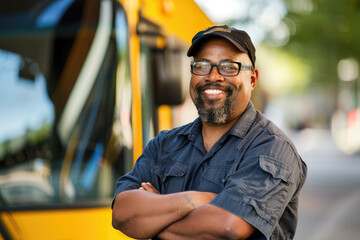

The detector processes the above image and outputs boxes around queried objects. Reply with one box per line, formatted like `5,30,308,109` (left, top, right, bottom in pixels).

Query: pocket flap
166,161,187,177
152,161,188,182
259,155,294,183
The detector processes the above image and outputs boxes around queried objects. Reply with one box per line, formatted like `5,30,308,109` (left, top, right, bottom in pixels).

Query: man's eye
221,64,237,71
225,66,236,70
195,64,210,69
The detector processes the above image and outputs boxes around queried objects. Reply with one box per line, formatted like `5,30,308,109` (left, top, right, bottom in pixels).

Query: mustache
195,83,232,93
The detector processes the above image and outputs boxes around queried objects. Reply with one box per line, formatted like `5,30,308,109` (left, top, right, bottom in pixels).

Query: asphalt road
290,129,360,240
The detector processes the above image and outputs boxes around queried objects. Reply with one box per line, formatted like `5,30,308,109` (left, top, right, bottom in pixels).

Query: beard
195,84,233,125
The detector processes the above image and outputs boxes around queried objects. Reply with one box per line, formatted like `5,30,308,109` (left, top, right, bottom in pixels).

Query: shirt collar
178,101,257,139
179,117,202,141
229,101,257,138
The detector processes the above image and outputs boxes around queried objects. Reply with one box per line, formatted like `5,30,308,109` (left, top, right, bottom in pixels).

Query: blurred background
194,0,360,239
0,0,359,239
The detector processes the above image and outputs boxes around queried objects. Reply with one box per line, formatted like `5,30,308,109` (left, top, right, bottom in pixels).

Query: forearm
157,204,255,240
112,189,217,239
112,189,195,238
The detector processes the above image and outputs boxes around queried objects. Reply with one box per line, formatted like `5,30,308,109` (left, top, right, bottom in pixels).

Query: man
112,25,307,240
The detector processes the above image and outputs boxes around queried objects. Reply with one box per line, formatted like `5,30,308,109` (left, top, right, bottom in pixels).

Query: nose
207,65,225,82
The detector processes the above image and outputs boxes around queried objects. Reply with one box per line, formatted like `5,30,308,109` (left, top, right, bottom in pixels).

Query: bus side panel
1,208,134,240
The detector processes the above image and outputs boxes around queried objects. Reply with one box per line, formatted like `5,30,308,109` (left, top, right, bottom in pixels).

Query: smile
204,89,224,95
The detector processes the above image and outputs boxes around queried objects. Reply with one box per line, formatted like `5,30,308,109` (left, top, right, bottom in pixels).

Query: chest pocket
151,161,188,194
201,165,231,193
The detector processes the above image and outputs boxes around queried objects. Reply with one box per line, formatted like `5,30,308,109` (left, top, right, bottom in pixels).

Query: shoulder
255,111,291,141
155,120,195,141
250,111,306,179
148,120,196,151
254,110,297,154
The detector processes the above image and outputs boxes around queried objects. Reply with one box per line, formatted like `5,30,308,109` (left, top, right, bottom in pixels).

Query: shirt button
221,179,226,183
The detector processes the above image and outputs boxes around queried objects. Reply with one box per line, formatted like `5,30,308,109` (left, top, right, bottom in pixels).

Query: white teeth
204,89,223,95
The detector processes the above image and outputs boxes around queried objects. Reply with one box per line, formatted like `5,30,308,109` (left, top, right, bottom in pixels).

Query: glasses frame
190,61,253,77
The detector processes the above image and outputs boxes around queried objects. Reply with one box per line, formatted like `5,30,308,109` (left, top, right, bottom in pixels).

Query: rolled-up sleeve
210,136,302,239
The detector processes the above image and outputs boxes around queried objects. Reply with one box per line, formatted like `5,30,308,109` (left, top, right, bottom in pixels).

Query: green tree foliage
283,0,360,87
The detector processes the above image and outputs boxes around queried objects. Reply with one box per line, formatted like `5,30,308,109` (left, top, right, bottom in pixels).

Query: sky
0,50,54,142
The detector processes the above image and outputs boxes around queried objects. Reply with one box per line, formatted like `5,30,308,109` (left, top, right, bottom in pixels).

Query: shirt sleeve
210,136,302,239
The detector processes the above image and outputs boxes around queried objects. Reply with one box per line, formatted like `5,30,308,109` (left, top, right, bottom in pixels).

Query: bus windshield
0,1,133,209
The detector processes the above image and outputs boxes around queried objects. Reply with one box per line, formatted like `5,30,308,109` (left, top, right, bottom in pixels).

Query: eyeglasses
190,61,253,77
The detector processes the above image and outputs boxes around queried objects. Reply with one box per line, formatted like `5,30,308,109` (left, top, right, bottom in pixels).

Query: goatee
195,85,233,125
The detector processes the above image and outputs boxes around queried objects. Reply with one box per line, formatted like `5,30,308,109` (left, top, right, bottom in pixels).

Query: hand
139,182,160,194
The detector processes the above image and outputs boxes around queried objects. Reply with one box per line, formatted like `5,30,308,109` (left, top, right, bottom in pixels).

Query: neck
201,117,238,152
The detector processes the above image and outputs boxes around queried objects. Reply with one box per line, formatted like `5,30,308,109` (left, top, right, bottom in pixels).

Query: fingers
139,182,160,194
141,182,156,192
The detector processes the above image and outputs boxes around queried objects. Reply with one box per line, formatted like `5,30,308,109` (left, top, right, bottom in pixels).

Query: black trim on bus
0,218,13,240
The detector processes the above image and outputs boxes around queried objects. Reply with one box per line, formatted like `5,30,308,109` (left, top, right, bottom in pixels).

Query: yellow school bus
0,0,212,239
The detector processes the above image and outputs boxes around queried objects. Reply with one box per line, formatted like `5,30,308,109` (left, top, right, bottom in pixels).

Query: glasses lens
219,62,239,76
192,61,211,75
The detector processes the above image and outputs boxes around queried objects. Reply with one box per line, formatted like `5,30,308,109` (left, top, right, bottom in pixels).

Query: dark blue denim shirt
114,101,307,240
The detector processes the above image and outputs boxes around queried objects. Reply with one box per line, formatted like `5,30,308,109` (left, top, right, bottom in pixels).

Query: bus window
0,50,56,206
0,1,133,208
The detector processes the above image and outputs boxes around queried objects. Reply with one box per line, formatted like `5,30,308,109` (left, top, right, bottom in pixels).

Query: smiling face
190,37,258,125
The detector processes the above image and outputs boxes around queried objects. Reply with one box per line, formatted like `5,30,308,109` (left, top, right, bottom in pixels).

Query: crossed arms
112,182,255,240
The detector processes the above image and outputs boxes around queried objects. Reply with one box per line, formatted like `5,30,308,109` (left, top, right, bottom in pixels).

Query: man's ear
250,69,258,89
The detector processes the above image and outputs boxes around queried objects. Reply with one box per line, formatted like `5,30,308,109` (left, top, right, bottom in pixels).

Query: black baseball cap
187,25,256,67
